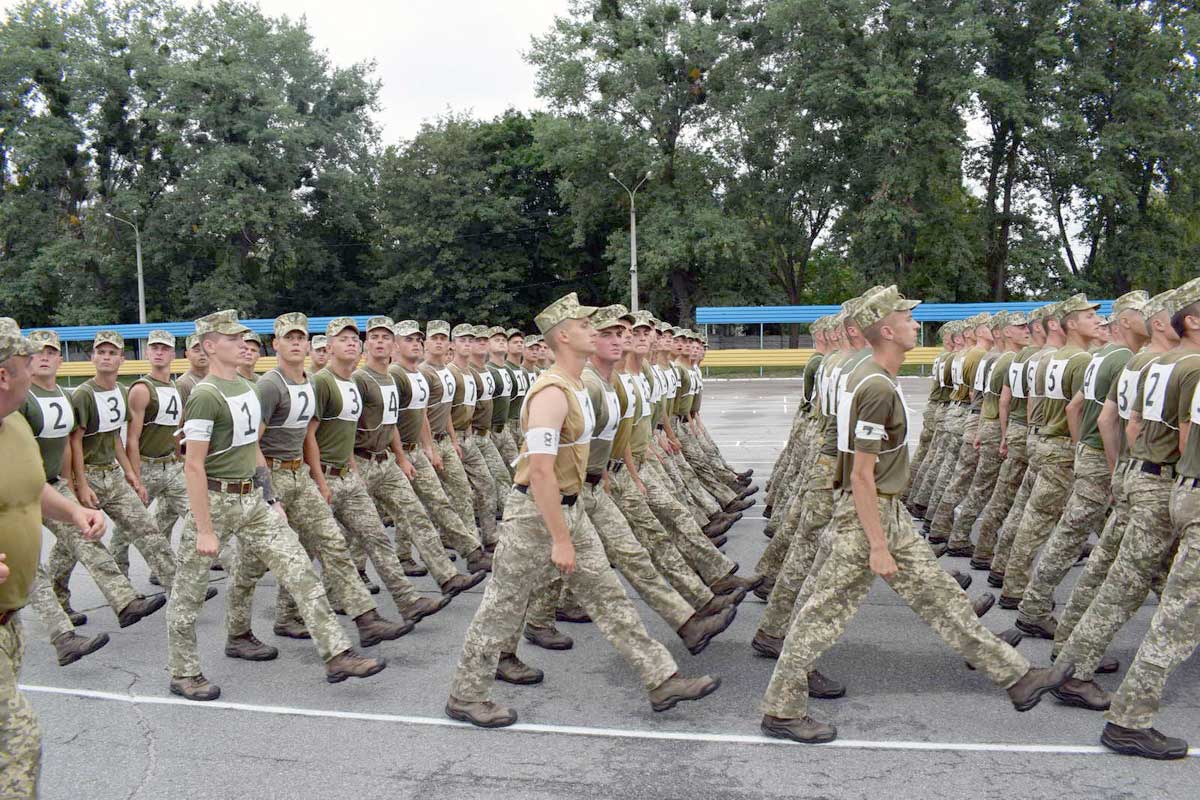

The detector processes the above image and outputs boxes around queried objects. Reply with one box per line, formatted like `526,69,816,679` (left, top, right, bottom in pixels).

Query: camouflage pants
992,434,1049,573
52,465,176,605
450,488,678,702
28,564,75,641
458,433,499,544
678,429,738,505
926,412,984,537
768,411,808,493
42,481,138,616
1053,465,1136,659
757,456,838,639
1018,444,1111,624
493,426,519,477
971,422,1030,561
640,459,737,585
434,436,479,536
581,481,694,629
947,419,1004,550
755,510,795,580
1105,482,1200,730
1058,471,1177,682
325,470,424,613
0,616,41,799
683,421,741,488
925,410,978,523
408,448,482,557
477,432,514,511
670,446,729,514
761,494,1029,719
167,489,353,677
1000,437,1076,599
112,457,188,570
240,465,375,628
912,404,963,507
357,458,461,586
610,468,714,610
660,447,716,524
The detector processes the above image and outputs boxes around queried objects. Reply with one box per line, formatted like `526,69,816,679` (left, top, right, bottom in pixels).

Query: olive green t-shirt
836,358,910,495
981,352,1015,421
0,414,45,612
821,348,872,457
611,370,639,460
1006,345,1038,423
313,368,362,467
182,375,261,481
353,366,401,454
1039,345,1092,438
954,346,985,403
936,350,955,402
583,365,621,473
803,353,825,409
175,370,206,409
1026,346,1055,428
626,367,654,460
257,368,316,461
1079,343,1132,451
445,363,476,433
1108,349,1162,459
21,384,75,481
419,362,455,434
674,362,695,418
389,364,432,444
487,362,511,431
471,364,495,433
1131,348,1200,465
506,361,528,422
132,375,182,458
71,379,129,466
1177,370,1200,479
970,350,999,411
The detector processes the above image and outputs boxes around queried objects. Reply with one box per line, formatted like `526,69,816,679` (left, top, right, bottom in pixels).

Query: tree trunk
669,268,694,325
992,126,1021,300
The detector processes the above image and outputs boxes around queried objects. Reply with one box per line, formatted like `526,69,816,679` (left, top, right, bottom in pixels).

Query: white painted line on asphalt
22,684,1180,757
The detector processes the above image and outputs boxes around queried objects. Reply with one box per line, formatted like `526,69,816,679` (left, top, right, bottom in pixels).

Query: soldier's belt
514,483,578,506
354,449,390,463
321,463,351,478
0,609,16,626
207,478,255,494
585,472,603,486
1132,459,1175,480
1176,475,1200,490
434,432,451,441
608,459,625,474
268,458,305,471
401,442,420,453
472,428,489,438
87,462,120,472
491,423,506,434
141,453,181,465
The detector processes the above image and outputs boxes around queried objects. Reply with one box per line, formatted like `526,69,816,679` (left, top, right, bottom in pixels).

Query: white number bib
93,388,126,433
437,368,455,405
1081,353,1106,402
152,386,182,427
973,359,991,392
35,393,74,439
335,379,362,422
596,387,621,442
1140,362,1174,424
225,389,262,447
499,369,513,398
1044,358,1069,401
617,374,637,421
380,382,400,425
1191,379,1200,428
1009,359,1026,399
636,375,653,418
280,383,315,428
950,356,965,388
1026,358,1042,398
574,389,595,445
1115,367,1142,421
514,370,529,397
406,371,430,409
479,370,496,401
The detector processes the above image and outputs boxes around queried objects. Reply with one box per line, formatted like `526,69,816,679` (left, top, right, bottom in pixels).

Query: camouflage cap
1040,302,1063,323
1005,311,1030,327
592,304,633,331
852,285,920,330
471,324,491,339
274,312,309,339
311,334,328,350
1144,290,1175,318
1111,290,1150,317
972,312,992,329
426,320,451,338
840,295,867,322
0,331,34,362
505,328,524,339
0,317,19,334
654,320,673,333
630,310,655,330
366,315,395,333
28,330,61,351
484,325,507,339
1058,293,1100,316
1168,277,1200,316
94,330,125,350
395,319,424,338
186,333,201,350
451,323,475,339
326,317,359,338
987,311,1009,331
242,331,262,347
147,329,176,348
195,309,250,336
534,292,599,335
525,334,542,346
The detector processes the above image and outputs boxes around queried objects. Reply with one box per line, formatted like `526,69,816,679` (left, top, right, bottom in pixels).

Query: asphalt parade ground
19,378,1200,799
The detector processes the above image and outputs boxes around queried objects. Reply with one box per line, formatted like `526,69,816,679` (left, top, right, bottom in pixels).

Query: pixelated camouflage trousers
640,458,736,585
946,419,1004,550
1106,482,1200,730
924,410,979,524
407,448,481,557
760,494,1029,720
111,457,188,570
1017,444,1111,624
0,617,41,800
359,457,458,586
1000,436,1077,600
449,488,677,703
167,489,352,677
971,422,1030,561
458,433,499,544
928,414,988,539
1058,471,1178,682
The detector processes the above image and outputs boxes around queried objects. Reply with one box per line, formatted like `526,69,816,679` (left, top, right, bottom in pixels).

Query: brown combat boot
358,569,381,595
399,558,428,577
170,674,221,702
401,595,452,624
807,669,846,699
711,572,765,596
678,607,737,655
465,548,493,573
53,631,110,666
555,603,591,623
445,696,517,728
698,589,744,618
225,632,279,662
724,497,754,514
1051,677,1111,710
761,714,836,744
523,624,574,651
751,630,784,659
1008,661,1074,711
273,619,311,639
649,673,721,712
1015,615,1058,639
973,593,996,618
441,571,487,598
496,652,544,685
354,609,414,647
1101,723,1188,760
325,649,387,683
117,595,167,628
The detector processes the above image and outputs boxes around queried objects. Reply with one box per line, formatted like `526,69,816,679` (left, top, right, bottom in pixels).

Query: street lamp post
106,211,145,324
608,170,652,313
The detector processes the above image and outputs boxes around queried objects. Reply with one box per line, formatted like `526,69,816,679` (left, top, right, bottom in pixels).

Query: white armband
854,420,887,442
182,419,214,442
525,427,560,455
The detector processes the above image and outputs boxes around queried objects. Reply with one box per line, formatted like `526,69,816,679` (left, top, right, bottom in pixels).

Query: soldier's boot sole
445,702,518,729
650,676,721,712
760,715,837,744
1100,724,1188,760
326,657,387,684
